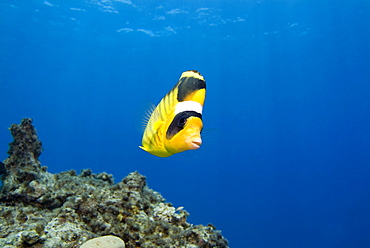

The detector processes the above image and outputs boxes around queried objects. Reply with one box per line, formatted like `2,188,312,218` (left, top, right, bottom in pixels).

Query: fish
140,70,206,157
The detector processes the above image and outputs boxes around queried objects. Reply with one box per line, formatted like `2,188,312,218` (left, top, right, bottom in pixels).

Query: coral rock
80,235,125,248
0,118,229,248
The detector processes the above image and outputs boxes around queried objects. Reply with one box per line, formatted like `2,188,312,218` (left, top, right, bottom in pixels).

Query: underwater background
1,0,369,247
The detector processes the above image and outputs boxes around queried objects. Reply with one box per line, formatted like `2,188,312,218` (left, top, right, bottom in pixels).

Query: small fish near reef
140,70,206,157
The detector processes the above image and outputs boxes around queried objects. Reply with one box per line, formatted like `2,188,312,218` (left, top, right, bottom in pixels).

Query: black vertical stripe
177,77,206,102
166,111,202,139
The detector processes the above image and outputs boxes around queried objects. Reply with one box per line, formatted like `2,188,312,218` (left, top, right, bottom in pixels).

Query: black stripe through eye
178,115,187,128
166,111,202,139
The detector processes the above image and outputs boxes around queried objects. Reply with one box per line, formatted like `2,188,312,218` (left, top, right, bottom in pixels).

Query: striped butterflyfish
140,70,206,157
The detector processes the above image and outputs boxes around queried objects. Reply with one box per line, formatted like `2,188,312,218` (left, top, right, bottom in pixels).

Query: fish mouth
190,138,202,149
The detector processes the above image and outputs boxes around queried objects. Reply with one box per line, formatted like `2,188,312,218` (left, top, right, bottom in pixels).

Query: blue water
1,0,370,247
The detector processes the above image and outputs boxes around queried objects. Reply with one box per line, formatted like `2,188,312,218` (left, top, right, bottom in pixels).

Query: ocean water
1,0,370,247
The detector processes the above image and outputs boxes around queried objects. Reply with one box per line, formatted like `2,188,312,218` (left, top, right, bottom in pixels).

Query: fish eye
178,115,187,128
166,111,202,140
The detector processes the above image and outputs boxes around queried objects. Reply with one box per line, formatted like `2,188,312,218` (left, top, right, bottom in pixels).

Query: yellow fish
140,70,206,157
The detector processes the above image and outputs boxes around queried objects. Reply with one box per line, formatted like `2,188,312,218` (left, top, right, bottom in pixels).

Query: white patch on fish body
175,101,203,115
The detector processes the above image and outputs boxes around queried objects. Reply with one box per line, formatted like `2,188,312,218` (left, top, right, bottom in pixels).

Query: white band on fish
175,101,203,115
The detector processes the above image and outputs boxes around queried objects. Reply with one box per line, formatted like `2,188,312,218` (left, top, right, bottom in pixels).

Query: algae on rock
0,118,229,248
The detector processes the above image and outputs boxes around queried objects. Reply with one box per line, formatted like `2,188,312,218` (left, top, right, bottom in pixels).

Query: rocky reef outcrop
0,118,228,248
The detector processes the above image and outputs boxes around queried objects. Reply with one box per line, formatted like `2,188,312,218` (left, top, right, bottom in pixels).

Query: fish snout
190,137,202,150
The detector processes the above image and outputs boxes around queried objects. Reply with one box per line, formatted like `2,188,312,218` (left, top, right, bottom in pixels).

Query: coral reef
0,118,228,248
